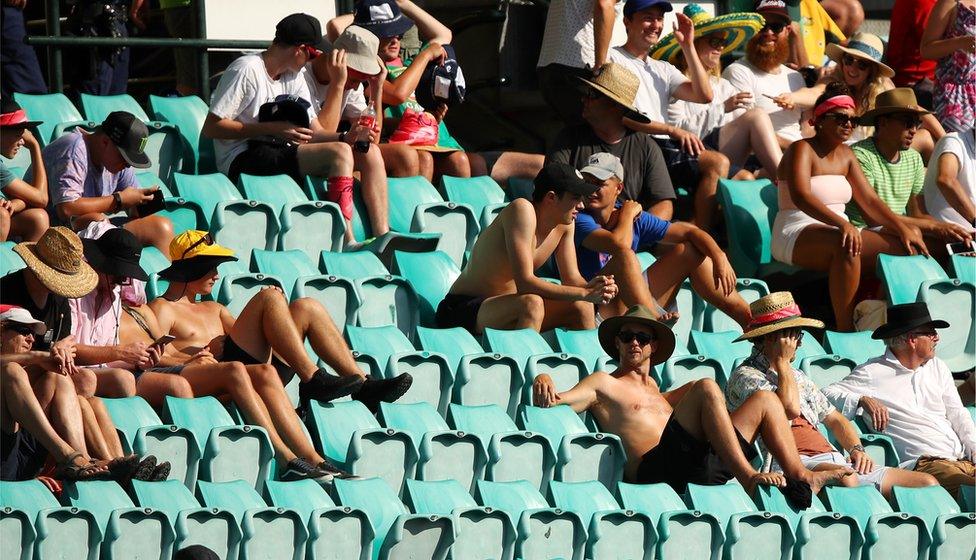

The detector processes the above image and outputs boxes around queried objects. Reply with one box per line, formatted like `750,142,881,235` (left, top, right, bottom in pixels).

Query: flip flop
55,452,108,482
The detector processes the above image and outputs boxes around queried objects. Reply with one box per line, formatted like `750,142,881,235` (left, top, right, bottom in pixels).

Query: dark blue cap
623,0,674,17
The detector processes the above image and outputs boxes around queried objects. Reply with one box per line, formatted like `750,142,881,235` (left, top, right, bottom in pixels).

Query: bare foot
658,310,680,325
743,471,786,494
801,467,853,495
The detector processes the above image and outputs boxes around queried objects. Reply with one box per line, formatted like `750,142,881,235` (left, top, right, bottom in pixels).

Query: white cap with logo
580,152,625,182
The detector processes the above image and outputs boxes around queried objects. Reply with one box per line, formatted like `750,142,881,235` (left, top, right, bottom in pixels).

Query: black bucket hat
82,227,149,281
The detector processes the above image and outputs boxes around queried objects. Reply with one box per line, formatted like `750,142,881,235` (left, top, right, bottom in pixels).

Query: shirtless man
435,162,618,334
533,304,850,494
148,230,411,412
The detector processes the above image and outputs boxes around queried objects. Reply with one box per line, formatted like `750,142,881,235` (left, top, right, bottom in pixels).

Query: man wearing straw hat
533,304,849,497
850,88,972,247
823,302,976,498
547,63,676,220
726,292,938,498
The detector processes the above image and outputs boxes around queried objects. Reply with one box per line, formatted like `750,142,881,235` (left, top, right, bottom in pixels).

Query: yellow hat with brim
598,304,676,365
13,226,98,299
734,292,825,341
157,230,238,282
825,32,894,79
650,4,764,63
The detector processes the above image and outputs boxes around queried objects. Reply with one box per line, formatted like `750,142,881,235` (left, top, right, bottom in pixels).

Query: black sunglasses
180,233,214,260
4,324,36,336
886,113,923,129
761,21,787,34
705,34,728,48
822,113,861,127
617,330,655,346
842,54,872,72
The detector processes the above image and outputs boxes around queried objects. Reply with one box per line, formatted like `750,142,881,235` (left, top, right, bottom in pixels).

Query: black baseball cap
275,13,329,51
100,111,151,169
533,162,601,198
82,228,149,281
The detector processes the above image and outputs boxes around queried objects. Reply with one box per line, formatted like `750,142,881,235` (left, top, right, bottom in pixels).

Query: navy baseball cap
534,163,601,198
624,0,674,17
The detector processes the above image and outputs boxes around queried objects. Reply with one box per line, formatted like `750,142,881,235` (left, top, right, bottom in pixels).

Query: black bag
416,45,466,110
249,94,313,148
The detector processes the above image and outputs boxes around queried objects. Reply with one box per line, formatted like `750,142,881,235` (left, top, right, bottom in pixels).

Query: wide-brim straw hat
735,292,825,341
598,304,676,365
859,87,932,126
577,63,651,124
12,226,97,298
826,32,894,79
650,4,764,63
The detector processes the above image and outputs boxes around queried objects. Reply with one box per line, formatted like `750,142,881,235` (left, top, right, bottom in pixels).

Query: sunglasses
4,324,36,336
617,330,655,346
760,21,787,34
180,233,214,260
822,113,861,127
842,54,872,72
886,113,923,129
705,34,728,49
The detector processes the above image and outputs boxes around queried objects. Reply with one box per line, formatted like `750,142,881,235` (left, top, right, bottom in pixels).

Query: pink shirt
69,285,121,367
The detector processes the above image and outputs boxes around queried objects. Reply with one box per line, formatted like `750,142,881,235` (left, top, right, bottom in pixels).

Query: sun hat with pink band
0,99,43,130
734,292,825,341
0,305,47,335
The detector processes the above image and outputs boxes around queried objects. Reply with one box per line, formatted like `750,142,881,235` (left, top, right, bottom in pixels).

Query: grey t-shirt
0,160,14,190
546,125,675,207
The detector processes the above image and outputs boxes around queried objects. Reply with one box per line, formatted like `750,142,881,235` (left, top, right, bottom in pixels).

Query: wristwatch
848,444,866,454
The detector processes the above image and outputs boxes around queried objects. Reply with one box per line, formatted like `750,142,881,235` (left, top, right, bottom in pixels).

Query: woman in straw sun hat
772,31,945,158
726,292,939,497
657,3,783,179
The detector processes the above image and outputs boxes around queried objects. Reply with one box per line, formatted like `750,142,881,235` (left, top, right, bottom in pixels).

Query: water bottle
355,105,376,153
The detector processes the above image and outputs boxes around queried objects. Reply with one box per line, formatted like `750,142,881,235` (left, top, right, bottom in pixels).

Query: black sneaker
299,369,364,406
317,459,358,480
280,457,345,484
353,373,413,412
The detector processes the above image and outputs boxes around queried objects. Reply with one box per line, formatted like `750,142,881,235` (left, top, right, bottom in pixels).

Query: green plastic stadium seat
481,202,506,229
405,479,516,560
440,175,506,219
393,250,460,326
521,405,625,490
265,479,373,560
79,93,149,121
617,482,723,560
197,480,308,560
951,254,975,285
703,278,771,333
483,327,589,404
1,164,25,180
754,485,862,560
134,171,174,197
1,479,100,560
172,172,237,219
825,485,932,560
686,483,794,560
554,328,613,373
379,402,487,493
138,245,173,300
449,404,556,493
659,353,728,391
892,485,975,560
335,477,454,560
307,400,418,496
64,480,175,560
238,174,344,258
251,249,360,328
387,176,478,267
800,354,856,388
321,251,420,336
823,330,885,366
132,479,242,560
415,326,484,371
13,93,85,145
549,480,655,560
717,178,802,278
1,241,26,278
149,94,216,174
817,422,902,468
476,479,586,560
163,396,273,492
961,486,975,512
135,172,207,236
347,325,453,413
214,270,286,317
877,254,952,305
690,330,753,376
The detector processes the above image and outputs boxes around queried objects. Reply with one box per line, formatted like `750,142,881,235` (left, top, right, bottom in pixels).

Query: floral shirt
726,349,836,427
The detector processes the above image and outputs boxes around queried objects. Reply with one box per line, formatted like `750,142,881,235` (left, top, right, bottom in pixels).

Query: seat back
379,401,450,448
717,179,778,277
79,93,149,122
334,478,410,554
660,354,727,391
441,175,505,219
892,486,962,532
386,176,444,232
149,94,216,173
823,330,885,365
553,328,608,372
346,325,415,369
483,328,554,369
753,485,827,528
163,396,235,453
251,248,318,295
800,355,856,388
476,480,549,526
237,173,308,212
703,278,770,333
406,479,478,515
63,481,135,531
690,330,752,374
416,326,484,371
265,479,337,521
394,250,460,325
173,172,242,225
135,171,174,197
823,485,894,529
617,482,690,524
1,241,26,278
13,93,84,145
952,254,976,285
449,404,518,447
876,254,950,304
520,405,587,450
320,250,388,277
686,483,758,529
196,480,267,523
130,479,200,524
307,400,382,465
549,480,621,523
101,396,163,450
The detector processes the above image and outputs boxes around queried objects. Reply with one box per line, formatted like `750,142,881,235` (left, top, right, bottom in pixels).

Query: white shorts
801,451,890,490
770,209,849,266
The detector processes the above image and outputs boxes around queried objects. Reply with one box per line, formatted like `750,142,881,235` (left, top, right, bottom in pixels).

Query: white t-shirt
924,132,976,231
609,46,687,137
304,69,369,124
537,0,623,69
208,54,314,174
722,58,805,142
668,76,744,140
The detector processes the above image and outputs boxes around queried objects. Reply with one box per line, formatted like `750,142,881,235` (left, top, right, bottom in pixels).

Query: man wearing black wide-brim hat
823,302,976,498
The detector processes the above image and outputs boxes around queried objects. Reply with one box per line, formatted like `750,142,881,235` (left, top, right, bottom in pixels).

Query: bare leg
821,0,864,36
8,208,49,242
353,145,390,236
77,397,114,460
228,287,320,381
46,371,89,455
479,152,545,186
475,293,546,332
879,469,938,498
124,214,175,255
87,397,125,457
378,143,421,178
790,225,861,331
416,150,435,182
719,108,783,179
646,242,704,308
179,361,298,462
598,250,655,316
0,208,9,241
2,363,78,463
541,299,595,331
297,141,354,178
288,298,364,379
684,249,752,328
136,371,194,409
692,150,730,229
434,151,472,178
90,368,137,398
245,364,325,464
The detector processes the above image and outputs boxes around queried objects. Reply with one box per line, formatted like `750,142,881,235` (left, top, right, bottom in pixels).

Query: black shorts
227,141,301,185
221,337,295,384
1,429,46,481
435,293,487,335
634,415,757,493
653,137,741,184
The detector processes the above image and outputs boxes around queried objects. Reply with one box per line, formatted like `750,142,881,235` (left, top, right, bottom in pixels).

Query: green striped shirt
849,139,924,227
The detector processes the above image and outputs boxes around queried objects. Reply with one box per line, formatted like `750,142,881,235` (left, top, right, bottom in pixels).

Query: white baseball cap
581,152,625,182
0,305,46,335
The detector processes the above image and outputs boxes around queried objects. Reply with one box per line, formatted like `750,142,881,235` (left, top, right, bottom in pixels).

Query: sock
326,176,354,221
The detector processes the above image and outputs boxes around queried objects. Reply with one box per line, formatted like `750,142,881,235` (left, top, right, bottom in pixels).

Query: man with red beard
723,0,806,148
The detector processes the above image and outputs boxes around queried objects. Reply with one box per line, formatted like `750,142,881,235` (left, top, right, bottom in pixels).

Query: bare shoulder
147,297,172,315
503,198,536,220
581,371,614,390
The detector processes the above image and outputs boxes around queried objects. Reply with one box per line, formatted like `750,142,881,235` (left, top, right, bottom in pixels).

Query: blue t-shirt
0,160,14,191
575,204,670,280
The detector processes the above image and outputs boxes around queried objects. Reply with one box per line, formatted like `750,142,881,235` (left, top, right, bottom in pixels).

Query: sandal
54,452,107,482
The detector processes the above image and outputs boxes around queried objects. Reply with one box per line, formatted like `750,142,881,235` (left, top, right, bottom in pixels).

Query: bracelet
112,192,123,212
339,131,347,142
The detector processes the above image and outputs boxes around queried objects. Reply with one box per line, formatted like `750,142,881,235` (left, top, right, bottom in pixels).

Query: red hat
0,99,43,129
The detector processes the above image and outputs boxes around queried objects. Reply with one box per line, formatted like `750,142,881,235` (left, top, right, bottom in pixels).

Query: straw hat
826,32,894,79
12,227,97,298
577,63,651,123
859,87,932,126
734,292,825,341
598,304,676,365
650,4,765,63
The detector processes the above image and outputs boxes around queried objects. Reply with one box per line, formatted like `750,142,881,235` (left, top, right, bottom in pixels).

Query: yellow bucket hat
158,230,238,282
